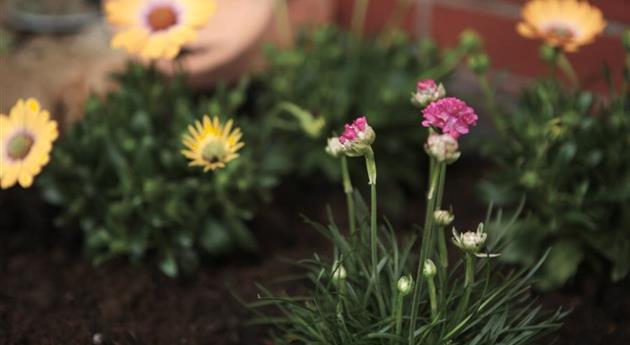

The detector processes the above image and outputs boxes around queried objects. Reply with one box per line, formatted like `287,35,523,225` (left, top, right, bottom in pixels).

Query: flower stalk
557,52,579,87
408,159,446,342
351,0,370,37
424,259,438,321
395,275,413,339
340,156,356,235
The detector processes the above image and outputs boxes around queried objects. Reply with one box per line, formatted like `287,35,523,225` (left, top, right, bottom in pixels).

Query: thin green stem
479,75,510,142
384,0,415,34
437,226,448,270
341,157,356,235
364,150,384,314
351,0,370,37
427,276,438,321
394,294,404,340
557,52,579,87
408,160,445,344
456,254,475,322
274,0,292,44
370,182,378,282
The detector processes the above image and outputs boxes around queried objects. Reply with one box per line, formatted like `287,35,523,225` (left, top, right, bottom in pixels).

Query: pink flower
417,80,437,92
339,116,371,144
333,116,375,157
412,80,446,108
421,97,478,138
340,124,358,144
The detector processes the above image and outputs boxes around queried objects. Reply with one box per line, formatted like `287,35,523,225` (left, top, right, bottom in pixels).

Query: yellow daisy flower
182,115,244,172
517,0,607,52
105,0,217,60
1,99,58,189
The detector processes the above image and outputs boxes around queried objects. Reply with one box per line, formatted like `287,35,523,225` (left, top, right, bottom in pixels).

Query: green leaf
538,240,583,290
159,253,178,278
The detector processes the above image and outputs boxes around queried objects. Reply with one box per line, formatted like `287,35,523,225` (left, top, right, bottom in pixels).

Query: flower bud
411,79,446,108
332,262,347,281
424,133,461,164
433,210,454,226
423,259,437,278
459,30,482,51
539,44,559,63
468,53,490,75
337,116,376,157
397,274,414,296
520,171,540,188
452,223,487,254
325,137,344,158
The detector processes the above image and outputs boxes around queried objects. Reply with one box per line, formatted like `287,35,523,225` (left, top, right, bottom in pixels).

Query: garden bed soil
1,162,629,344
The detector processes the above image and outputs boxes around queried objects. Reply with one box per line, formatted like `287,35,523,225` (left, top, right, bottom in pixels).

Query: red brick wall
336,0,629,88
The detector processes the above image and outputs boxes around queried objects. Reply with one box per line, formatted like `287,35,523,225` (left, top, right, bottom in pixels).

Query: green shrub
476,38,630,289
40,64,289,276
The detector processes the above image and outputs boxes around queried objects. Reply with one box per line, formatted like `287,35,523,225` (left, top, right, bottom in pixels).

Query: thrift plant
39,64,289,276
474,0,629,289
249,81,565,344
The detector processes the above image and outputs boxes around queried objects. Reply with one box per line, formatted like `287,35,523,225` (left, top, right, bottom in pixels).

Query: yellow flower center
202,138,228,164
546,24,575,42
7,133,34,160
147,6,178,32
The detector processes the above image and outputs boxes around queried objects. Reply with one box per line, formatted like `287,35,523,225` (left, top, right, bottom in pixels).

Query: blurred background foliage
479,45,630,289
255,26,474,215
38,26,474,276
40,64,290,276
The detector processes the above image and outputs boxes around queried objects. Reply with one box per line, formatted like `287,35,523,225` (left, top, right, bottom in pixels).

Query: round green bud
459,30,482,51
539,44,559,63
332,263,347,281
397,274,414,296
423,259,437,278
468,54,490,75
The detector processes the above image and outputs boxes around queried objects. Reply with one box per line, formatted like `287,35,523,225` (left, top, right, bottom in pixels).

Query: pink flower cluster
340,116,368,144
421,97,478,138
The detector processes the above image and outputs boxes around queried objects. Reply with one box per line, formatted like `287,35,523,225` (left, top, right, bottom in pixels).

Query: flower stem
370,182,378,279
365,150,384,313
408,160,445,344
456,254,474,322
435,164,448,270
274,0,292,45
437,226,448,269
394,293,404,339
479,74,510,143
557,52,579,87
351,0,370,37
341,156,356,235
384,0,414,34
427,275,438,321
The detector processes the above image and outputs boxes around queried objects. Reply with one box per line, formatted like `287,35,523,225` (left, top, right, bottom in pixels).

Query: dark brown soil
1,160,628,345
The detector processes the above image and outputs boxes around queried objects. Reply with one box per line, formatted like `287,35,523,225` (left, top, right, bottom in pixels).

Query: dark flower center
147,6,178,32
7,133,34,160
